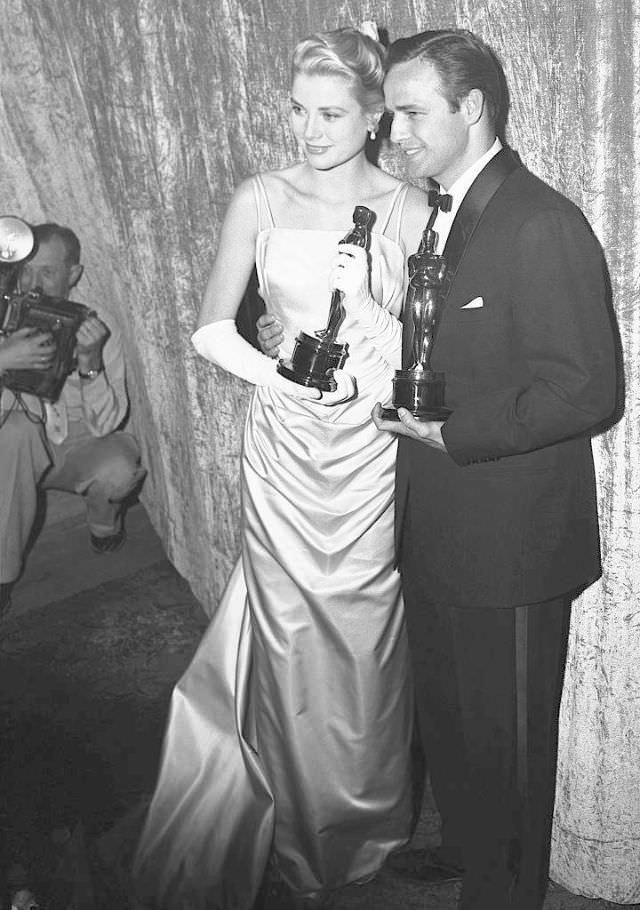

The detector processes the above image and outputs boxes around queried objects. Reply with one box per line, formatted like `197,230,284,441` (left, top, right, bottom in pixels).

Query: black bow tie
428,189,453,212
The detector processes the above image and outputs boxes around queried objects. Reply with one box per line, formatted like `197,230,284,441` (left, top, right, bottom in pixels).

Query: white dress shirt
431,138,503,253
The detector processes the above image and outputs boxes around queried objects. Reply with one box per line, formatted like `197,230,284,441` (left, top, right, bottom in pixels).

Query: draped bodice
253,175,409,388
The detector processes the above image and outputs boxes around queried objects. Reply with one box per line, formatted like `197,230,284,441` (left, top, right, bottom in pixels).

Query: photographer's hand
75,314,110,373
0,327,56,371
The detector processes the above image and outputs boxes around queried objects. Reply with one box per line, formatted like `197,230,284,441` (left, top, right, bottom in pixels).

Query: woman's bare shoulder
402,183,430,229
404,182,431,207
398,184,431,253
229,167,307,222
226,174,259,212
258,164,306,197
368,170,427,205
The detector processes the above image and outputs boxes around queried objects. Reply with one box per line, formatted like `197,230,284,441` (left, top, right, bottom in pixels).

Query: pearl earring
369,128,377,141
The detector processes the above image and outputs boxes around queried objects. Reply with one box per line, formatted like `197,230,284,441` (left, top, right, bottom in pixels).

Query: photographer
0,223,145,617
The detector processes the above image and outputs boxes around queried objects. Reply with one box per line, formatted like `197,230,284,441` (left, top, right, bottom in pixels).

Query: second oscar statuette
381,224,452,421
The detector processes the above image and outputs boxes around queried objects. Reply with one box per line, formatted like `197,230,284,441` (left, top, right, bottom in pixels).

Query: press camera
0,216,90,401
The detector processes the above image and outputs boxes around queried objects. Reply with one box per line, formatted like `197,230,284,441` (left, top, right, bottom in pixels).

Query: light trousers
0,410,145,583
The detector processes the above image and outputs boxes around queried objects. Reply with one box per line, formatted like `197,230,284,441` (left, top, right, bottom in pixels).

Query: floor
1,494,633,909
9,493,167,619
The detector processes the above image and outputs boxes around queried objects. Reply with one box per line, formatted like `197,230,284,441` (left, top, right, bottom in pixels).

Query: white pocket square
461,296,484,309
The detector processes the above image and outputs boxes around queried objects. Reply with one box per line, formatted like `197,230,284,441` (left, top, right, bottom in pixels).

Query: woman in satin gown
134,27,428,909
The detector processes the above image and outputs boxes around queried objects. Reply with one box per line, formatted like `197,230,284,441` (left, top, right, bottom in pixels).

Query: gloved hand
328,243,372,313
328,243,402,369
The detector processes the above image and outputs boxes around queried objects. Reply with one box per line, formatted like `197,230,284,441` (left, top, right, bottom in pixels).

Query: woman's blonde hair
291,27,386,110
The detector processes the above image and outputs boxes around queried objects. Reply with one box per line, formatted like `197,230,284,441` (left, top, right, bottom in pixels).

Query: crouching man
0,222,146,616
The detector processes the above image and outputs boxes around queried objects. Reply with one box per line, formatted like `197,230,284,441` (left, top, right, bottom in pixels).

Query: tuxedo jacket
395,148,617,608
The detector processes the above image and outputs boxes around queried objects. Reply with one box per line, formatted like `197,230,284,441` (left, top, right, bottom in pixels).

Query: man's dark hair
386,29,509,141
31,222,81,265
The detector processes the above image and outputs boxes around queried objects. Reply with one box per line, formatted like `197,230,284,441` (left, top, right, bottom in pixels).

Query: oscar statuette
277,205,375,391
380,223,452,421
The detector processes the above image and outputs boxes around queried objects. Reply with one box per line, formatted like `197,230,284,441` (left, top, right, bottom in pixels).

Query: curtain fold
0,0,637,899
545,4,640,901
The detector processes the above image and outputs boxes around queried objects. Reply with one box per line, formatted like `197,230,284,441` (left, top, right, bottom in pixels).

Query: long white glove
329,244,402,369
192,319,356,405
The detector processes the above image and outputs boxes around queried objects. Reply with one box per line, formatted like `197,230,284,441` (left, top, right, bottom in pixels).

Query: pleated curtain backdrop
0,0,638,900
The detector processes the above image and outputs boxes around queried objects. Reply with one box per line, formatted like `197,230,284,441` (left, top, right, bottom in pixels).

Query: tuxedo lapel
401,149,520,370
441,147,521,301
396,148,523,562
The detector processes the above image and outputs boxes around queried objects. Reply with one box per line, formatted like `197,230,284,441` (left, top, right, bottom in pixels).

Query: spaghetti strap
378,183,410,241
252,174,277,231
394,184,410,246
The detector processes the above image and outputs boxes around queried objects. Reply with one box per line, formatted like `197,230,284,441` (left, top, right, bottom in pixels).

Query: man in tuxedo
373,29,617,910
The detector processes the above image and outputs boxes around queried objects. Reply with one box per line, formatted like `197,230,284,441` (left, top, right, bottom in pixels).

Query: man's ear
69,263,83,289
463,88,485,125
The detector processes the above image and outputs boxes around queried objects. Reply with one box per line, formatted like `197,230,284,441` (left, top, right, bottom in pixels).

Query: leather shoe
1,582,13,619
90,529,126,554
386,847,463,884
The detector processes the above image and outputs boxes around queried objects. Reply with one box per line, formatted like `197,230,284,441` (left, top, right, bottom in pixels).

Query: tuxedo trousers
400,516,571,910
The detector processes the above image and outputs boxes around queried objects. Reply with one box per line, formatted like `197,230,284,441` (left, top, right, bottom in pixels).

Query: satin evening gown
134,176,414,909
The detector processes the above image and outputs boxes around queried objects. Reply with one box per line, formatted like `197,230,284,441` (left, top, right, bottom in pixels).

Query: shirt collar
440,137,503,211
